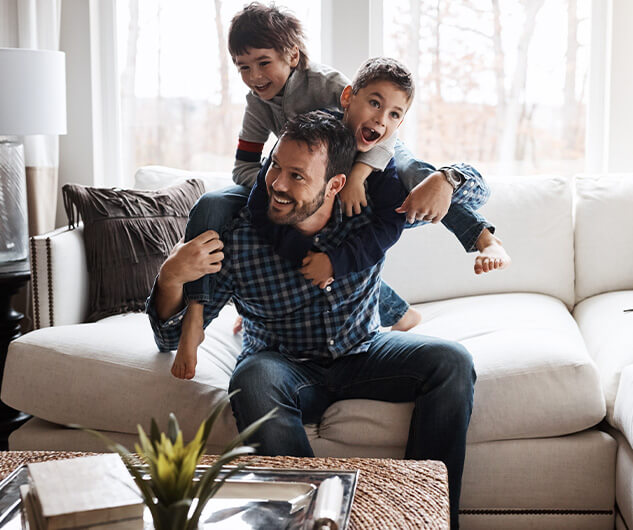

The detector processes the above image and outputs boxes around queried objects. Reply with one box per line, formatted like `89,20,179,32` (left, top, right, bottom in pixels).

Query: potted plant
84,392,275,530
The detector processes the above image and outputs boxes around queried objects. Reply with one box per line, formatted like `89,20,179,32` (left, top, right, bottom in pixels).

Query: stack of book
19,454,145,529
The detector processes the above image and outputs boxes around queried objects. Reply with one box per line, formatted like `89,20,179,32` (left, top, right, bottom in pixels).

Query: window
383,0,590,176
116,0,321,182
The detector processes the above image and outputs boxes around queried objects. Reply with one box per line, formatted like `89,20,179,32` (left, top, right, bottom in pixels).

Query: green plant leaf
150,418,161,450
221,407,277,455
154,498,192,530
167,412,180,444
187,446,256,528
137,424,156,461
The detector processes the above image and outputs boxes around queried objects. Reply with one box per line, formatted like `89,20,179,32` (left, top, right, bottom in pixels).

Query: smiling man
147,111,476,529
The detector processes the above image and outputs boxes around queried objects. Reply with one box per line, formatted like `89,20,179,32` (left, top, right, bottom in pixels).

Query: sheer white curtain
0,0,62,236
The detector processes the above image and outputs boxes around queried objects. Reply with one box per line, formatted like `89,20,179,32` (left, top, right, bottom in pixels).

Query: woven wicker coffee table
0,451,449,529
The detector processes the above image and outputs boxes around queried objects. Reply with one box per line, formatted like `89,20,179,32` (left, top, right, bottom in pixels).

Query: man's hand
340,177,368,217
300,251,334,289
395,172,453,224
159,230,225,288
155,230,224,321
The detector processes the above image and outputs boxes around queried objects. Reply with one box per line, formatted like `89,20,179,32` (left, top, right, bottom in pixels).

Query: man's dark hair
228,2,308,70
280,111,356,182
352,57,415,103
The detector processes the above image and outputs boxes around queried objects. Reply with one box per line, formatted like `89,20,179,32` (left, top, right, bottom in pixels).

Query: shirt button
325,286,332,292
314,236,320,243
329,339,334,345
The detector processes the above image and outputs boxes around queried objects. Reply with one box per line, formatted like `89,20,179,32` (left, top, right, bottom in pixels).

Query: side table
0,259,32,449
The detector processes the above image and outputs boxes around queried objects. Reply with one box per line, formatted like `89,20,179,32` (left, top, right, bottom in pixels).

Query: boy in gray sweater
170,2,509,380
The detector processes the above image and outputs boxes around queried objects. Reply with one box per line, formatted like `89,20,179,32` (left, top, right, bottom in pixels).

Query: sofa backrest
134,165,232,192
575,174,633,303
382,175,576,308
134,167,577,308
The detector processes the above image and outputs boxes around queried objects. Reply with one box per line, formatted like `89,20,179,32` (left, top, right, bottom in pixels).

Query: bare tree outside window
116,0,321,184
384,0,590,176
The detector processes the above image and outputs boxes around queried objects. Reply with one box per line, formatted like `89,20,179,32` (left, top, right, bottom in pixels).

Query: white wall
57,0,122,228
604,0,633,172
321,0,383,80
58,0,95,227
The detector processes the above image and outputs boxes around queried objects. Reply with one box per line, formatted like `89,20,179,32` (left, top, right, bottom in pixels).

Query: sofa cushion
382,175,575,308
573,290,633,423
575,174,633,302
313,293,605,446
3,292,605,447
2,307,241,447
61,180,204,321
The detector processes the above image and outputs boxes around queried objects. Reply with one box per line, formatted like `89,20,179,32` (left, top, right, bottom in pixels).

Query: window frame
58,0,633,206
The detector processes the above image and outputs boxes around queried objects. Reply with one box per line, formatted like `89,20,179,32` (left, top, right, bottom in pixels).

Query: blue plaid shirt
146,199,394,362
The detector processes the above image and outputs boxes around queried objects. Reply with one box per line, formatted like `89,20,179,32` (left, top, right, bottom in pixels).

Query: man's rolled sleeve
145,278,188,352
446,163,490,210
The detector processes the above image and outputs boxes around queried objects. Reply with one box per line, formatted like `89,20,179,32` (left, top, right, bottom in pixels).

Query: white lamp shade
0,47,67,136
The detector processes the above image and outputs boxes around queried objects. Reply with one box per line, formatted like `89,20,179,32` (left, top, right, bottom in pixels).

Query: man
147,111,475,528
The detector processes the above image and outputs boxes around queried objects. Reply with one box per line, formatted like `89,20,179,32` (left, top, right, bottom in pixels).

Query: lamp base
0,139,29,263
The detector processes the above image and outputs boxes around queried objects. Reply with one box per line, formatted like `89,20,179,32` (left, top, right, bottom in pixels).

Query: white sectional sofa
3,167,633,529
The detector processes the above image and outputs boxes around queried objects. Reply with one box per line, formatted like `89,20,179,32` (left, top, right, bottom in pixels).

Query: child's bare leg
391,307,422,332
172,302,204,379
474,228,511,274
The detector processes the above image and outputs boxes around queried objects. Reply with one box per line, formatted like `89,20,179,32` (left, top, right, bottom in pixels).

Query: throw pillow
62,179,205,321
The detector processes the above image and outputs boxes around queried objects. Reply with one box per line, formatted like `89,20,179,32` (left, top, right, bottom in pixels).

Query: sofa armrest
614,365,633,450
30,225,89,328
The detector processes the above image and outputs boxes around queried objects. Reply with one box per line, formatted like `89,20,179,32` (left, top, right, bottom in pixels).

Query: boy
170,3,509,380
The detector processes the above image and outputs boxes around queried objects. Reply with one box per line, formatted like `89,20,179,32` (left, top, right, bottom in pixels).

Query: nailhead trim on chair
46,237,54,327
30,237,40,330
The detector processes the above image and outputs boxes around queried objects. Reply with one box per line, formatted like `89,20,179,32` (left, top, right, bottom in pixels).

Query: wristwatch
438,167,464,192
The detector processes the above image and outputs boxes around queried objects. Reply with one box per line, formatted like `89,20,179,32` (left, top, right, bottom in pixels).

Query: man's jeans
229,332,476,529
183,187,410,326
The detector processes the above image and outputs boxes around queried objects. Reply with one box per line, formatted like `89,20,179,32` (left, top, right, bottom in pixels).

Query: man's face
265,138,329,226
234,47,298,100
340,80,409,152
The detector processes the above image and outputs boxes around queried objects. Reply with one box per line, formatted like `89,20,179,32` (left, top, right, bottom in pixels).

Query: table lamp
0,47,67,264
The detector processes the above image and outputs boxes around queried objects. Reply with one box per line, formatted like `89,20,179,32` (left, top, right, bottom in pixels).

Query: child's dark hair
280,111,356,181
228,2,309,70
352,57,415,103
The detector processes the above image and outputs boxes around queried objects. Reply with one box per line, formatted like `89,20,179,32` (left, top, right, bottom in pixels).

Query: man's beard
267,184,327,225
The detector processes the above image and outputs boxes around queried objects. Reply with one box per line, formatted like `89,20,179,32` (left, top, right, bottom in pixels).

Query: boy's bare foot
232,315,243,335
474,229,511,275
474,239,511,274
172,303,204,380
391,307,422,332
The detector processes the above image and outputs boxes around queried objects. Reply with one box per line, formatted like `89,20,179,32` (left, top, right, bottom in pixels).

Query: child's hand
340,176,368,217
395,172,453,224
340,161,373,217
300,251,334,289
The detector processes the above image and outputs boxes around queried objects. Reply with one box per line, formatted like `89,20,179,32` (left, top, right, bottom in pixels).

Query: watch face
444,169,459,190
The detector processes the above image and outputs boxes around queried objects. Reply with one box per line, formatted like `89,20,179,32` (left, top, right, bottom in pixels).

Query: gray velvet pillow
62,179,204,321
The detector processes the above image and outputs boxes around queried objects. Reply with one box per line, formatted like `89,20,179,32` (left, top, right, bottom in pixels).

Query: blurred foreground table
0,451,450,529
